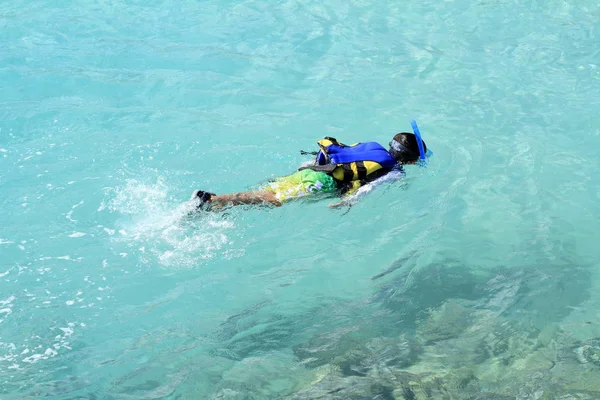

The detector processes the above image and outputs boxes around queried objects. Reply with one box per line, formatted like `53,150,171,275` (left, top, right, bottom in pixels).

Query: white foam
66,201,84,222
22,354,44,364
0,296,15,306
68,232,86,238
59,327,74,336
44,348,58,357
106,179,236,267
66,210,75,221
0,268,13,278
0,306,12,323
108,179,169,216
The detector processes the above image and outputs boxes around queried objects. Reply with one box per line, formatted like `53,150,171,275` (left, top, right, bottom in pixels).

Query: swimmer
191,124,429,210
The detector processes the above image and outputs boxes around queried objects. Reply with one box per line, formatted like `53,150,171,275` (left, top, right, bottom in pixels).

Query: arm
329,167,405,208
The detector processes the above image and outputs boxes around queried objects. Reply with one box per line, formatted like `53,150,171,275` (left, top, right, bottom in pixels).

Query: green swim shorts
264,169,338,202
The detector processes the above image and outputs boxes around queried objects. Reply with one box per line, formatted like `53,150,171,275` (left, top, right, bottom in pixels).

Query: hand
328,200,350,208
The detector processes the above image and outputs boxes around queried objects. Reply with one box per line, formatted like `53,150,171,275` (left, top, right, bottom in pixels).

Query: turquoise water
2,0,600,398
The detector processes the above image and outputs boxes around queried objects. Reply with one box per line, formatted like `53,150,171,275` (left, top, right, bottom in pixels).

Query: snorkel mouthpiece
410,119,426,161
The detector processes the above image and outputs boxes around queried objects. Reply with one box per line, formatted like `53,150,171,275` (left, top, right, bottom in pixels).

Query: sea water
1,1,600,398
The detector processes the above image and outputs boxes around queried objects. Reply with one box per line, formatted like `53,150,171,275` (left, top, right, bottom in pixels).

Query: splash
102,179,237,267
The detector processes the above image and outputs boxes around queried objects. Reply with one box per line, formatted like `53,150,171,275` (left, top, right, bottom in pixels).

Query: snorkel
410,119,432,166
410,119,426,161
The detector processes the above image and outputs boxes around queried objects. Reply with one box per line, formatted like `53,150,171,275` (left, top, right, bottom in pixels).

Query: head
388,132,427,164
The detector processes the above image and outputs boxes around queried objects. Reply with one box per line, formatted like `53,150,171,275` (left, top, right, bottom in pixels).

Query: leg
192,169,336,210
211,190,282,208
192,189,281,210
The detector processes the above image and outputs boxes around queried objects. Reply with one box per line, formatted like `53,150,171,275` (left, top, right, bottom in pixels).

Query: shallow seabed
1,0,600,399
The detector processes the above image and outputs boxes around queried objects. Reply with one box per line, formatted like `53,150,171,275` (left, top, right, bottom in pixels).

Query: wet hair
388,132,427,163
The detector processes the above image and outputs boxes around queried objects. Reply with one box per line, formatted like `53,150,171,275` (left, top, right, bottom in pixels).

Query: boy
192,130,428,210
